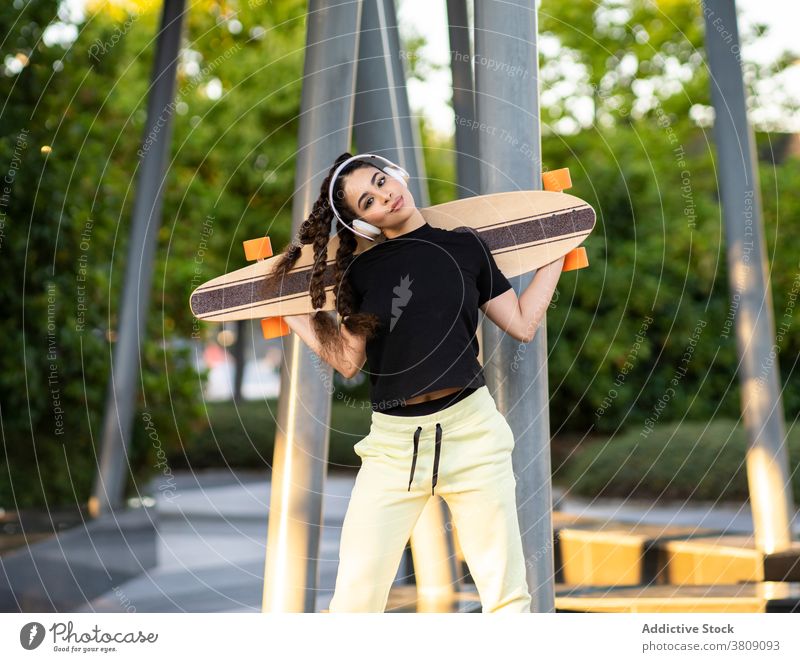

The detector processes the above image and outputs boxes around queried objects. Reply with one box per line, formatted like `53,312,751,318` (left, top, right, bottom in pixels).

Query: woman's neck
382,208,427,240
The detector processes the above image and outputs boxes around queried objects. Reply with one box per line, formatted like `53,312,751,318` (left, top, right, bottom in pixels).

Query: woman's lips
392,195,403,211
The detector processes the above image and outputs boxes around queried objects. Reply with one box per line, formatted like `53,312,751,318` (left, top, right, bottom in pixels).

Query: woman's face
342,166,415,231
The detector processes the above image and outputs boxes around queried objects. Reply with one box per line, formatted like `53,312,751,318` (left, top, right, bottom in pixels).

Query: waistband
381,385,478,417
371,384,494,432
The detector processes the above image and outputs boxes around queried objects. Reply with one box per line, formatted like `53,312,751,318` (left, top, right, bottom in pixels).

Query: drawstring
407,423,443,495
432,423,442,495
408,426,422,492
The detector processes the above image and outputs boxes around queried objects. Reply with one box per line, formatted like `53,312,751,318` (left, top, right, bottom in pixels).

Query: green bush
168,397,373,474
557,419,800,502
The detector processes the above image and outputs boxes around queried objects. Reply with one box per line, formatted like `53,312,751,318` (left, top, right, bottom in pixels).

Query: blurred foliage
536,0,800,439
0,0,307,508
538,0,799,132
419,114,457,205
165,395,372,476
557,418,800,502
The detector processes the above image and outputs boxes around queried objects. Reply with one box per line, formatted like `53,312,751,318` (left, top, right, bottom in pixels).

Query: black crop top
346,222,513,412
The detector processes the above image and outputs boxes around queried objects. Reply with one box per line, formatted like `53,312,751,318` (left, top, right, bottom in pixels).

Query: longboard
190,173,595,327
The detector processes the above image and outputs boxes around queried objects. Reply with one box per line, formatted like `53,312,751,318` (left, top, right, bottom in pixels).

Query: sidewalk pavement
76,469,800,613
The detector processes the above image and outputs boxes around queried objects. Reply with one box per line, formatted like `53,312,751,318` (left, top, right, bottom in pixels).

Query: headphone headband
327,153,409,241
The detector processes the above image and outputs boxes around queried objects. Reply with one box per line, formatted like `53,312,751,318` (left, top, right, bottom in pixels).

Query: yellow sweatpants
328,385,532,613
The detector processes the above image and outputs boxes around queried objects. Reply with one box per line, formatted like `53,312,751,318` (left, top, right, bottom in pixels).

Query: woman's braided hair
262,152,381,363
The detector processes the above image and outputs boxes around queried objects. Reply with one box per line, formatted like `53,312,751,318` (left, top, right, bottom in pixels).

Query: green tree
538,0,798,132
536,0,800,434
0,0,308,507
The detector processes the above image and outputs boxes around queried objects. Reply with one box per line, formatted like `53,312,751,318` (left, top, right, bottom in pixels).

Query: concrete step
321,581,800,614
659,536,800,584
555,517,800,586
554,581,800,613
556,520,726,586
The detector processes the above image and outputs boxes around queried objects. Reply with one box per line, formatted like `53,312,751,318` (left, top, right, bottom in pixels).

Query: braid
308,214,332,311
262,152,381,365
334,227,381,337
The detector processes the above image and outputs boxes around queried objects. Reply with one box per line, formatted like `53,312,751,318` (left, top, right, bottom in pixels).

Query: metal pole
446,0,480,580
703,0,794,553
446,0,479,199
353,0,459,607
354,0,429,207
90,0,187,518
261,0,363,613
474,0,554,612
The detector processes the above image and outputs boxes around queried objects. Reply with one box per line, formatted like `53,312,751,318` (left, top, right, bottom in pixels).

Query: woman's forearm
517,255,565,342
281,313,349,376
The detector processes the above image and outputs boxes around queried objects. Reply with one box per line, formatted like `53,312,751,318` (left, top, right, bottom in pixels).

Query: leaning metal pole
353,0,428,208
474,0,555,612
353,0,459,611
261,0,363,613
446,0,481,588
703,0,794,552
90,0,186,517
446,0,479,199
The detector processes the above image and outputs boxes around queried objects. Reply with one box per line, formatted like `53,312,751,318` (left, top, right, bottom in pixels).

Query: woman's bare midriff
404,386,462,405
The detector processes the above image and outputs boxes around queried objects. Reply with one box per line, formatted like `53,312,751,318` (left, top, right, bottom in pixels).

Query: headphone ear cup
352,219,382,237
383,165,409,188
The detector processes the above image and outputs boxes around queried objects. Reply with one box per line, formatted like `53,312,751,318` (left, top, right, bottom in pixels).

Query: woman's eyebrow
357,171,381,209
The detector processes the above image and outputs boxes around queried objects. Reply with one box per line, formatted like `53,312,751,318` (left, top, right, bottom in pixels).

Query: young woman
263,153,564,613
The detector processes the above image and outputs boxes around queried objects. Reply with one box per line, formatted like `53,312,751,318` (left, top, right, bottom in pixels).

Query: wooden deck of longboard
190,189,595,322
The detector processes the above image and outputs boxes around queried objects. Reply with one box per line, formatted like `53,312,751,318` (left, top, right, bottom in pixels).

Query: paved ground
75,469,800,613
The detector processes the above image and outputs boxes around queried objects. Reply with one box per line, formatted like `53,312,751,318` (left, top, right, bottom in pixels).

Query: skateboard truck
261,316,290,340
541,167,588,273
542,167,572,192
243,236,274,262
562,246,588,271
241,236,292,339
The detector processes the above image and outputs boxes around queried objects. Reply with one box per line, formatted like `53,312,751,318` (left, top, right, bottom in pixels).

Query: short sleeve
475,235,512,307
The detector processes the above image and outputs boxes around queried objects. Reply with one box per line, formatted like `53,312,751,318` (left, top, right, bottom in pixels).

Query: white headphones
328,153,410,241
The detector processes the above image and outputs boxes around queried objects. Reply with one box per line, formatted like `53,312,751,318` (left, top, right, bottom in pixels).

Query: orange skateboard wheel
243,237,273,261
261,316,290,339
562,246,588,271
542,168,572,192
